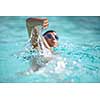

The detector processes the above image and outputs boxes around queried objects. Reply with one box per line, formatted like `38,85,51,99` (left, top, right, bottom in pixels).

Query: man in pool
26,18,59,53
25,18,59,72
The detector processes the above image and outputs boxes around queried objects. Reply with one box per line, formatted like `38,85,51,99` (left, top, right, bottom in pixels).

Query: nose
52,36,56,40
52,38,57,43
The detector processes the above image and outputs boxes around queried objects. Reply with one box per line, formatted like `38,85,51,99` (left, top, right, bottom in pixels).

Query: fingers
43,19,49,28
43,23,49,28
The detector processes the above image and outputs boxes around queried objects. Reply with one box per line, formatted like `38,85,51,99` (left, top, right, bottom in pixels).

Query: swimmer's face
44,32,58,47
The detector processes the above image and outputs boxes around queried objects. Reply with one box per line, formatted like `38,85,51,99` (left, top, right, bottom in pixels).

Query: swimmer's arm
26,18,48,49
26,18,48,47
26,18,48,28
30,26,39,49
26,18,48,37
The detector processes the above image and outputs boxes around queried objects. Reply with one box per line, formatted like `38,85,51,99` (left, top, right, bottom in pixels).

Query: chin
53,44,58,47
50,43,58,47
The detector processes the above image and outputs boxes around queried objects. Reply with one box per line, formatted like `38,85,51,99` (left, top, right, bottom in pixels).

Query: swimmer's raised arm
26,18,48,37
26,18,49,49
26,18,48,27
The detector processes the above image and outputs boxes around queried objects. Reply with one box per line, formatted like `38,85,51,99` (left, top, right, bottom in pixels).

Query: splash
15,27,66,76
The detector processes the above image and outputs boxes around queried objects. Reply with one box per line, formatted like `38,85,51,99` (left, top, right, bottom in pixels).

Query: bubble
73,61,77,65
29,69,34,74
25,72,30,75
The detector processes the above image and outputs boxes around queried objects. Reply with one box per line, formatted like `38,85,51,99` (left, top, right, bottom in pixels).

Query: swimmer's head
43,30,58,47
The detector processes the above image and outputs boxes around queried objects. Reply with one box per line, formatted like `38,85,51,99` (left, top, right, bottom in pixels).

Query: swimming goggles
45,34,59,40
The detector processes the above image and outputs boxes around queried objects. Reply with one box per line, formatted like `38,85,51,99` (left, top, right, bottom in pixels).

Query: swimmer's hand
26,18,48,29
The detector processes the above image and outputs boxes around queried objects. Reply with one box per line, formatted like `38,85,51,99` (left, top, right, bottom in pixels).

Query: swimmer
25,18,59,72
26,18,59,53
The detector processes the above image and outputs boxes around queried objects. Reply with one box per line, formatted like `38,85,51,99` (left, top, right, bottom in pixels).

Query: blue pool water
0,16,100,83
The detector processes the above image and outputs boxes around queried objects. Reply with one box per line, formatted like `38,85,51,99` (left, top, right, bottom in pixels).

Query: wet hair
43,30,56,36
